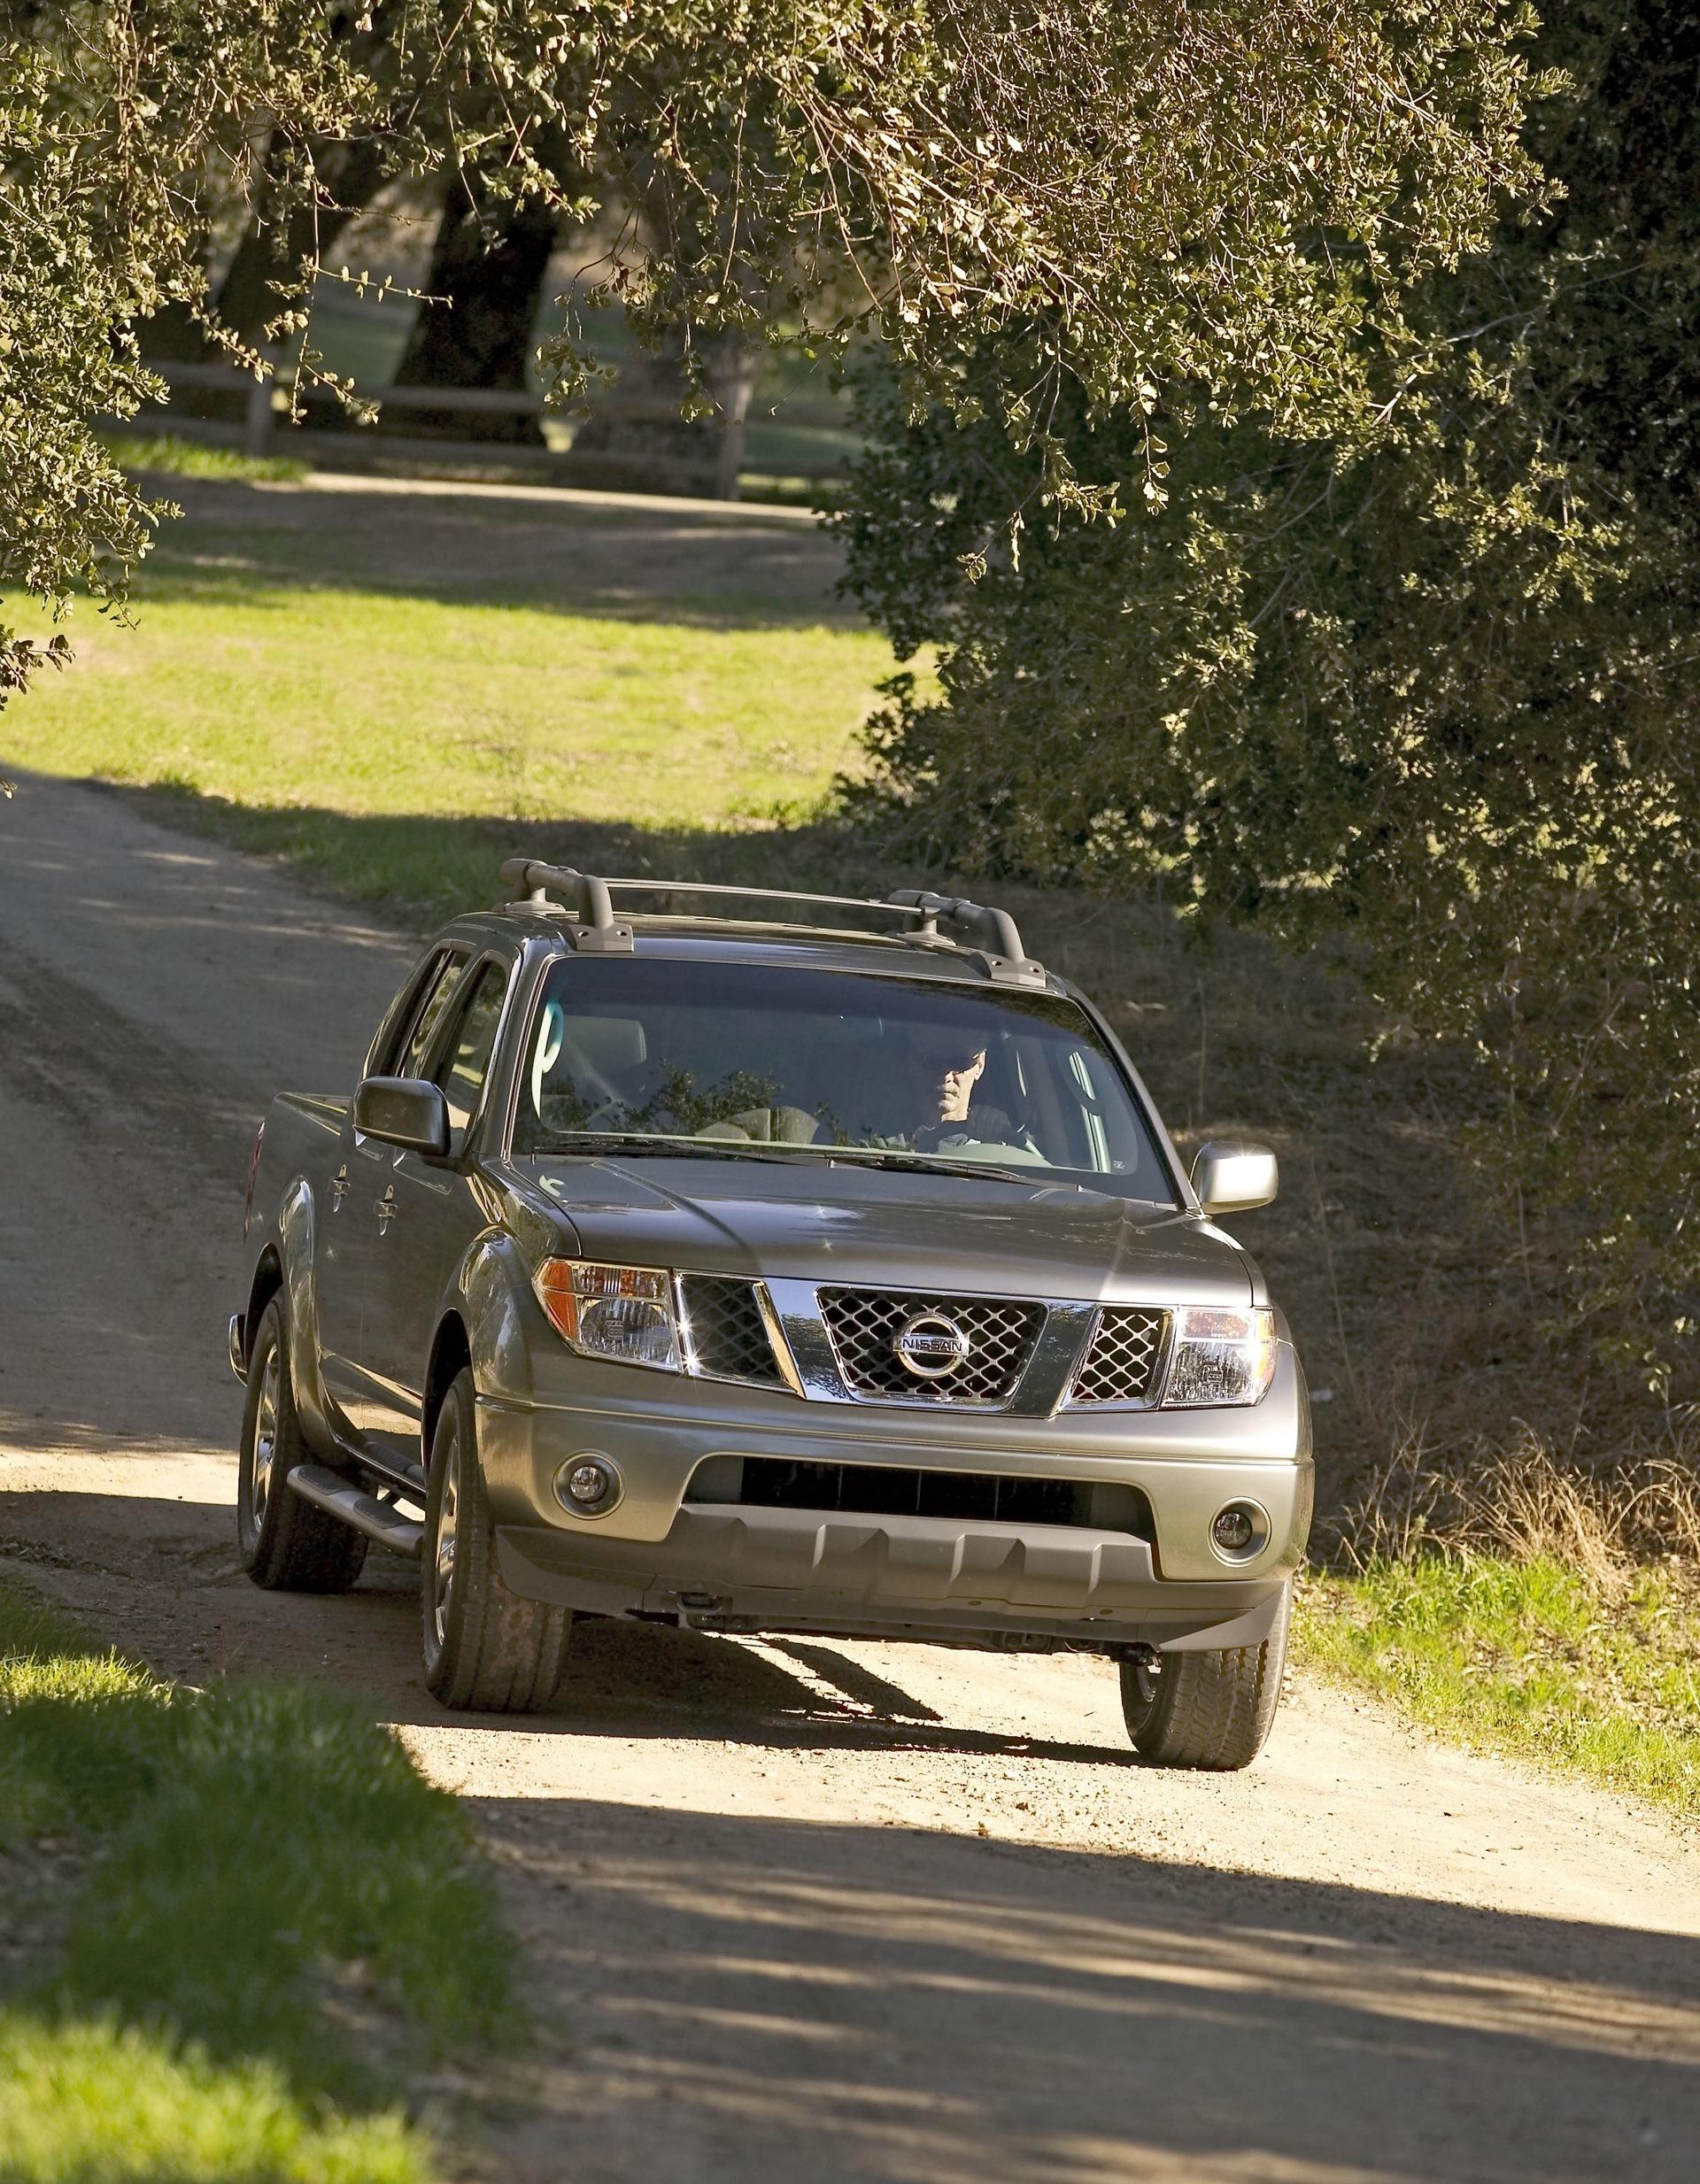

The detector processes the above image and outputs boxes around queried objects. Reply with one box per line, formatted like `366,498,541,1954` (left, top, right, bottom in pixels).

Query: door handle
375,1185,398,1232
330,1164,350,1208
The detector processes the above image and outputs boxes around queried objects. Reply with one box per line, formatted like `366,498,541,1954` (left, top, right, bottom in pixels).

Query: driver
897,1030,1017,1150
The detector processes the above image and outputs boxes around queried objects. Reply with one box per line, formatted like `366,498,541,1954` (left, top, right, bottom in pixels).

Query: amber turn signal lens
535,1257,581,1342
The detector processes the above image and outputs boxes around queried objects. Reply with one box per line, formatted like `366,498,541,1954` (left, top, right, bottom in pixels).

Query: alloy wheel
1123,1655,1163,1733
432,1432,460,1649
250,1342,281,1530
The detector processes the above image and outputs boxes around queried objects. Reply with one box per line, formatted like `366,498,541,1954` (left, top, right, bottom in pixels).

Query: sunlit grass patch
0,1591,169,1845
97,430,312,485
1298,1554,1700,1817
0,1579,513,2175
0,2016,429,2184
3,573,892,847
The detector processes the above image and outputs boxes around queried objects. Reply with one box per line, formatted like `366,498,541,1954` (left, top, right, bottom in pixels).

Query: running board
288,1464,423,1558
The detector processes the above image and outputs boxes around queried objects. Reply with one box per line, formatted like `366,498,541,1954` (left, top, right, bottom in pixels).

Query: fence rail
149,358,850,488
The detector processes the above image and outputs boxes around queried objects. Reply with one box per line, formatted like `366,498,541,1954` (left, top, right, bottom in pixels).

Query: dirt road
4,761,1699,2184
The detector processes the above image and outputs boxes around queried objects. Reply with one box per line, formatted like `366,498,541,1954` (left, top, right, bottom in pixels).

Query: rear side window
432,964,507,1138
369,953,439,1077
398,953,468,1078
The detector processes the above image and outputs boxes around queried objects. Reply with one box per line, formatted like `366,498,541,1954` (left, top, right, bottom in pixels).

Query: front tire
1119,1583,1291,1770
237,1297,368,1594
421,1368,571,1711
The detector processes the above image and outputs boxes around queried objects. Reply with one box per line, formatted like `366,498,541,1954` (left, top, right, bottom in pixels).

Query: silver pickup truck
231,862,1311,1767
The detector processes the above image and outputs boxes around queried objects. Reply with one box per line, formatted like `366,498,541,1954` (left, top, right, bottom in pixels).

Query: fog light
555,1455,620,1516
1210,1501,1265,1559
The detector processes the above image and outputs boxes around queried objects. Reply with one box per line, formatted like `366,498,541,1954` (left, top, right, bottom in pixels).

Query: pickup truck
231,862,1311,1766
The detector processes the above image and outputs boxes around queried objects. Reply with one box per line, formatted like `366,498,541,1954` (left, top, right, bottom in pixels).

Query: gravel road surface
3,765,1698,2184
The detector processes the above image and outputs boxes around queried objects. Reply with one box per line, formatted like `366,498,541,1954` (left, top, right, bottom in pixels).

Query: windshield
510,958,1175,1200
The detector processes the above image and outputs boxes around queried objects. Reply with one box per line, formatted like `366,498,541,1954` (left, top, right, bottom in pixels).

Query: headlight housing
1163,1307,1278,1408
535,1258,681,1371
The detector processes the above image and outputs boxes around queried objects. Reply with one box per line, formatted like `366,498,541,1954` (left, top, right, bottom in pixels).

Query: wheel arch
422,1312,473,1468
243,1248,285,1366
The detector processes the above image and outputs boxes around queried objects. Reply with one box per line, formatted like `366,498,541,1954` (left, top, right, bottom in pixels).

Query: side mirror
354,1076,450,1159
1190,1139,1279,1215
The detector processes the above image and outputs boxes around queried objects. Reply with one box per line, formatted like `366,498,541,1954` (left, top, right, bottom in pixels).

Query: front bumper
496,1503,1291,1653
477,1349,1311,1653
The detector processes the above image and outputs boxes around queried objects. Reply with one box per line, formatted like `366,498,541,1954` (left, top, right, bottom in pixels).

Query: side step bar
288,1463,424,1558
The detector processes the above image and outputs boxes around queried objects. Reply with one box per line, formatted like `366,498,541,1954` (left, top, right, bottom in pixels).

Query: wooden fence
151,358,848,498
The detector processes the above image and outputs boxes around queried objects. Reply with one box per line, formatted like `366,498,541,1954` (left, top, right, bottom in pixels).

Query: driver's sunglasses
909,1040,984,1075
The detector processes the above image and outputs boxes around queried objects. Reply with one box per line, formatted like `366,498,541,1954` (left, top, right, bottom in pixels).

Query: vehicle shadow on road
530,1617,1124,1765
479,1795,1700,2184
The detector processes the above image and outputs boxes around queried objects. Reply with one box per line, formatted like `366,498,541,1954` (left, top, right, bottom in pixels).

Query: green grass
1299,1555,1700,1817
0,1582,508,2180
97,432,311,485
0,2018,428,2184
4,562,896,919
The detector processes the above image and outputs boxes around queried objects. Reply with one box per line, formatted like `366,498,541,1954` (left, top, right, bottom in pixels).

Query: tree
0,3,373,704
837,2,1700,1391
4,1,1543,708
390,174,561,443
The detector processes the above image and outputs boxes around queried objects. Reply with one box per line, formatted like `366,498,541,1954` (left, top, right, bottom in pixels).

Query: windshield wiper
816,1147,1045,1185
537,1135,1046,1185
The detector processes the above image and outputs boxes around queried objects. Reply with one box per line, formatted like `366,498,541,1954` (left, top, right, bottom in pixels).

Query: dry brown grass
1320,1420,1700,1589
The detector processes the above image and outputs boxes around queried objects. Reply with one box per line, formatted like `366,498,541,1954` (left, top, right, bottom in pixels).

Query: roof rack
496,860,1046,984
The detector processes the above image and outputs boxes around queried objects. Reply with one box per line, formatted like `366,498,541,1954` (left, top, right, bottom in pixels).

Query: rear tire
421,1368,570,1711
1119,1583,1291,1770
237,1297,368,1594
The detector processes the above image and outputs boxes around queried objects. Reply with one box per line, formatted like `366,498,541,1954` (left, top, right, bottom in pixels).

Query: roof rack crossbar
496,857,1045,984
599,876,927,923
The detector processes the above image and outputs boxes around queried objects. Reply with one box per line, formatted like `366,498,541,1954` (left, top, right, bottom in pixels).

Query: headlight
1163,1307,1278,1407
535,1258,680,1371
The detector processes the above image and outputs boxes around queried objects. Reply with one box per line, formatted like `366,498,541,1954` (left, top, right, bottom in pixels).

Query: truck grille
689,1455,1153,1538
817,1287,1045,1405
677,1275,784,1386
1070,1307,1170,1404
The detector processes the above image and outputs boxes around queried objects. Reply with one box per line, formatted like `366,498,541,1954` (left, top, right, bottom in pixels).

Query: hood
516,1154,1257,1306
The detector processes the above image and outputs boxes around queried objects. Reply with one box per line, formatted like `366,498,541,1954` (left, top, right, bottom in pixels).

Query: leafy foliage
1,4,370,698
3,1,1543,703
838,3,1700,1390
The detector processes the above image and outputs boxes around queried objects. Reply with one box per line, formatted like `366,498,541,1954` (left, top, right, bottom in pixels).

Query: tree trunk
707,332,761,501
390,175,560,443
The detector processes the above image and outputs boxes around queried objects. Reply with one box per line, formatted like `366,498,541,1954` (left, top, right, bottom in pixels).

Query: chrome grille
817,1288,1044,1405
678,1275,784,1386
1070,1307,1169,1404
